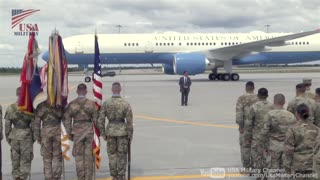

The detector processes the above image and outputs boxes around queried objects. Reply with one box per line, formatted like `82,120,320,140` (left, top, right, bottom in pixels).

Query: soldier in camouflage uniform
5,87,34,180
235,81,258,169
283,104,319,178
34,98,64,180
313,88,320,127
244,88,274,178
303,78,316,100
98,82,133,180
0,104,2,141
64,83,98,180
260,94,296,179
287,83,315,123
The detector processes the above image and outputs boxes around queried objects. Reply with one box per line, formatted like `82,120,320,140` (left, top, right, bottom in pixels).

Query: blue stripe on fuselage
233,52,320,65
42,50,320,65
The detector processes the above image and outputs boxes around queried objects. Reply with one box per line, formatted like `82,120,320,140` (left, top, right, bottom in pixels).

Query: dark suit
179,76,191,106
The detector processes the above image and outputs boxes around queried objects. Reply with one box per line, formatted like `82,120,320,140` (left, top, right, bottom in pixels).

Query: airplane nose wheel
85,76,91,82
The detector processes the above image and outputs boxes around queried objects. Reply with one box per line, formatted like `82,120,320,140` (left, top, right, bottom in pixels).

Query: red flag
18,32,41,114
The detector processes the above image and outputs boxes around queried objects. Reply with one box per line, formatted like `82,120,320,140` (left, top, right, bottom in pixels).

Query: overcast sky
0,0,320,67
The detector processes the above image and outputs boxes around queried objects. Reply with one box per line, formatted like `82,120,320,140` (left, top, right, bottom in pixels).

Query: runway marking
135,115,238,129
95,173,242,180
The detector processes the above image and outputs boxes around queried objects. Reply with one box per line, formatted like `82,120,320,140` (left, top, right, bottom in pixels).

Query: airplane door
145,41,153,53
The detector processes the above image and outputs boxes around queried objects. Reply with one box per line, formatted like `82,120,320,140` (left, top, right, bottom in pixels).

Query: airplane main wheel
209,73,217,80
223,74,231,81
85,76,91,82
231,73,240,81
217,73,223,80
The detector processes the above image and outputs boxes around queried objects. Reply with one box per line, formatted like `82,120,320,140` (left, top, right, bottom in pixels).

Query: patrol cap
316,88,320,95
303,78,312,85
258,88,268,97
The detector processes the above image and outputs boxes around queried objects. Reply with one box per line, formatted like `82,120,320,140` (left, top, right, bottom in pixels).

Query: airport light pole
116,25,122,34
264,24,270,33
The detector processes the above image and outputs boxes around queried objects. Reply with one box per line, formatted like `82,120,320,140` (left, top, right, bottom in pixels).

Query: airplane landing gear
85,76,91,82
208,73,240,81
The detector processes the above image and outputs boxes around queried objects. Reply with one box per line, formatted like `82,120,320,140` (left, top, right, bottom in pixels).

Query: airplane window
213,42,216,46
221,42,224,46
198,43,201,45
225,42,228,45
191,43,193,46
307,42,309,45
159,43,162,46
179,43,182,46
128,43,131,46
163,43,166,46
209,42,212,46
228,42,231,45
295,42,298,45
202,43,204,45
124,43,127,46
232,42,235,45
299,42,301,45
132,43,135,46
156,43,158,46
136,43,139,46
171,43,174,46
303,42,305,45
187,43,189,46
167,43,170,46
206,43,208,46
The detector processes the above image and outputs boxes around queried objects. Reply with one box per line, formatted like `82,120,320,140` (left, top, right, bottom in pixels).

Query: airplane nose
42,50,49,61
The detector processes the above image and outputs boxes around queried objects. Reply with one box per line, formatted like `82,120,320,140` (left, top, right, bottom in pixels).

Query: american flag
12,9,40,29
93,34,102,169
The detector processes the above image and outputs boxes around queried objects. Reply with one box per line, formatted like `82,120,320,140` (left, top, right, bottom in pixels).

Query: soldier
64,83,98,180
98,82,133,180
260,94,296,179
244,88,273,178
287,83,316,123
0,104,2,141
313,88,320,127
34,98,64,180
303,78,315,99
283,104,319,178
5,87,34,180
235,81,258,169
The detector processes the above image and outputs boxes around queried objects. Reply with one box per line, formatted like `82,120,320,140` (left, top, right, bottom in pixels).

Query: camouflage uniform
34,101,64,180
235,92,257,168
5,102,34,180
260,108,296,178
244,100,274,171
305,89,316,100
313,133,320,178
283,121,319,176
314,101,320,127
0,105,2,141
98,95,133,179
64,97,98,180
287,95,315,123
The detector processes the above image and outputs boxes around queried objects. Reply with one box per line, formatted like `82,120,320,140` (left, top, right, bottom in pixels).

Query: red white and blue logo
11,9,40,36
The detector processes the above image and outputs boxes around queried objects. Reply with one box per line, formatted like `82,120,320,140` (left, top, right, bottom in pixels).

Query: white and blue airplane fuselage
43,30,320,81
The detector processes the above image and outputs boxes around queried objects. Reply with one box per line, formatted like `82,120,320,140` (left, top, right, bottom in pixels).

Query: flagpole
93,154,96,180
62,159,65,180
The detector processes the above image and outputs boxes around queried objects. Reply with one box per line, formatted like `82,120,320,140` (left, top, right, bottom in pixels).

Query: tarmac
1,72,320,180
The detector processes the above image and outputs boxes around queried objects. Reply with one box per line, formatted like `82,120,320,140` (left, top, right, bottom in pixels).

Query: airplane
42,29,320,82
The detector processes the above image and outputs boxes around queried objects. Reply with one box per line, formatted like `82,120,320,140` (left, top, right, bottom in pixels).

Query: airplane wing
204,29,320,60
